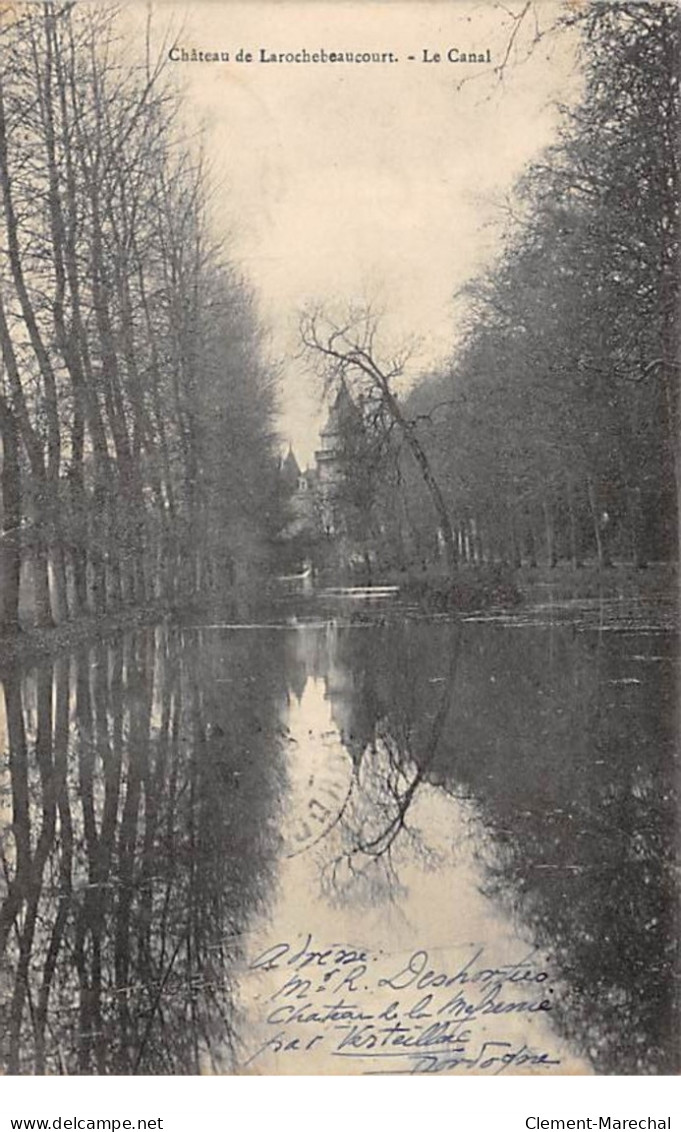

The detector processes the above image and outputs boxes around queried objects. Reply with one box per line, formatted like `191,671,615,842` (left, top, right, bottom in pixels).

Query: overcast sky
141,1,580,463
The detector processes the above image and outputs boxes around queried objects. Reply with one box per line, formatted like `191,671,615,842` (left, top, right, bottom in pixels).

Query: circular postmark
280,703,355,858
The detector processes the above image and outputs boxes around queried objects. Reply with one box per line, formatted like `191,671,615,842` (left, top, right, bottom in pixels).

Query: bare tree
300,305,458,577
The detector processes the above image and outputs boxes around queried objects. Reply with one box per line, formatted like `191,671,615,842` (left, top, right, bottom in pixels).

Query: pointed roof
321,384,357,438
281,446,301,489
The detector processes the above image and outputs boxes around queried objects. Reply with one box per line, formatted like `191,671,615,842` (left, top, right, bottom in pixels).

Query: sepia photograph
0,0,678,1082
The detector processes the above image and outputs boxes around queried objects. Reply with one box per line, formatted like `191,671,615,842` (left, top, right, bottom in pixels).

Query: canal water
0,594,677,1074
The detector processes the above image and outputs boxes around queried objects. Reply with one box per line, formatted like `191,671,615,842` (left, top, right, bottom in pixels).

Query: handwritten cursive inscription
240,936,563,1074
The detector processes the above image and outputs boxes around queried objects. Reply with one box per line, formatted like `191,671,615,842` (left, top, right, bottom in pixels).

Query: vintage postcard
0,0,678,1080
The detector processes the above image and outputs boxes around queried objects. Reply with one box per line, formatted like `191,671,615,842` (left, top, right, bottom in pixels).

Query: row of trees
418,0,679,571
306,1,679,576
0,3,279,634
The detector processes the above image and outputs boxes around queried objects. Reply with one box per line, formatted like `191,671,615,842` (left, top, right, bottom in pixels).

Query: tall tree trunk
587,476,611,569
508,509,522,569
625,483,647,569
50,542,70,622
406,431,458,576
542,495,557,568
352,367,457,575
0,296,53,626
472,520,481,566
32,534,54,628
0,75,62,624
70,409,89,614
565,476,582,570
0,395,21,633
525,515,538,568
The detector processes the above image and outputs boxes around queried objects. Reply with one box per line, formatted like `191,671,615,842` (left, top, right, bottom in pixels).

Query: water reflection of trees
440,626,679,1076
0,628,286,1074
319,619,678,1074
3,615,674,1074
316,624,462,905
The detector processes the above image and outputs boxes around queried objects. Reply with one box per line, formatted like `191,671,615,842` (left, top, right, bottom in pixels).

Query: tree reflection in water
305,618,678,1074
0,613,676,1076
0,627,286,1074
309,625,463,907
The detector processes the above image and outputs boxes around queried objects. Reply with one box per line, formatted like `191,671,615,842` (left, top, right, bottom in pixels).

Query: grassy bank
387,563,522,612
1,561,676,668
0,606,165,672
517,561,677,602
377,560,677,614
